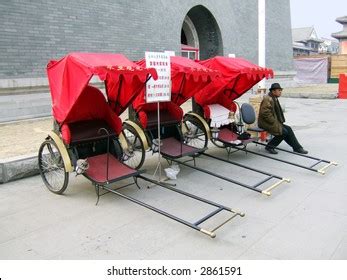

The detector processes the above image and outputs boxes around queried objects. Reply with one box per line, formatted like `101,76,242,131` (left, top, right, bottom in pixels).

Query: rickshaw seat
201,99,237,120
240,103,265,133
61,86,122,145
67,119,116,145
240,103,256,124
160,137,205,158
204,104,232,128
145,110,180,128
217,128,254,146
85,153,141,184
137,102,183,129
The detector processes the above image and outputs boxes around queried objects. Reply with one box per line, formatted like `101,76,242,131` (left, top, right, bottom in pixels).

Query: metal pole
194,207,224,226
233,145,322,173
137,174,238,211
202,152,283,179
168,157,262,193
151,102,163,182
157,101,161,180
102,185,200,231
258,0,266,89
253,140,331,163
98,128,110,182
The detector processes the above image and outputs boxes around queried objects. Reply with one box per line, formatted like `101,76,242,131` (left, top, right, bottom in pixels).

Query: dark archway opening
181,30,188,45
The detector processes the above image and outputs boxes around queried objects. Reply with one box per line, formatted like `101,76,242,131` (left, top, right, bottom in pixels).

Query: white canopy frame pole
258,0,266,90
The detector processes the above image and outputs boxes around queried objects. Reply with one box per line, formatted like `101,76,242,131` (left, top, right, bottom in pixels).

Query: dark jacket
258,94,285,136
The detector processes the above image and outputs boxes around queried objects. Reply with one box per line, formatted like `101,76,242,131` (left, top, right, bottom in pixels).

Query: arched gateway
181,5,223,60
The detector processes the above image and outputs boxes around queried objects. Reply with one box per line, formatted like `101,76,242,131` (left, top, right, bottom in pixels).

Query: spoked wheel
122,124,146,170
38,139,69,194
182,115,208,149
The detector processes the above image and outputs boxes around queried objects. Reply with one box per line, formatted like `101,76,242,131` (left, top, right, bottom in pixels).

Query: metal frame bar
94,180,138,206
239,140,338,174
93,174,244,238
165,154,290,196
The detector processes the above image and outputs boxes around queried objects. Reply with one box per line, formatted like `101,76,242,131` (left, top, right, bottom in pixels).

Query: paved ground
0,96,346,259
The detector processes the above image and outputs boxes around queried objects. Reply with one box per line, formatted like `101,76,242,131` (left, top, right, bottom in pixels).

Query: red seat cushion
160,137,203,158
85,153,138,184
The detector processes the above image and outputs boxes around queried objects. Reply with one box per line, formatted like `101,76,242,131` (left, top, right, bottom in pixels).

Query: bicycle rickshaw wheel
182,115,208,149
38,139,69,194
122,123,146,170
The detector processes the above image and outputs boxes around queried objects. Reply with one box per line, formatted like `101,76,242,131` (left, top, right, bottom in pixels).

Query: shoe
294,147,308,154
265,147,278,154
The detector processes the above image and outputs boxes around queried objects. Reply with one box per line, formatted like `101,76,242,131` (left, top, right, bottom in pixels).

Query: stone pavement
0,96,346,259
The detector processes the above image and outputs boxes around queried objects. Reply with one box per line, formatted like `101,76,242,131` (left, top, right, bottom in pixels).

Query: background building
0,0,294,82
332,16,347,54
292,26,323,56
319,38,339,54
0,0,294,121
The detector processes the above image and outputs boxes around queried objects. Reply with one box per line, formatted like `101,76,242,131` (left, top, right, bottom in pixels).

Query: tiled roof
292,26,323,43
293,42,311,51
332,16,347,39
332,30,347,39
292,27,314,42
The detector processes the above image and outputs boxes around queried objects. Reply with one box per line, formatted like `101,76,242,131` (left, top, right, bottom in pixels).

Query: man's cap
269,83,283,91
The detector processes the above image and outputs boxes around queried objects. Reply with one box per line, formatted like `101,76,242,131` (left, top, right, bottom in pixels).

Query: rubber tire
122,123,146,170
38,139,69,194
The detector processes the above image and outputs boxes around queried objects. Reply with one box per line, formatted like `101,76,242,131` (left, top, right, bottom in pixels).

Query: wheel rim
122,127,145,169
183,119,208,149
38,140,68,194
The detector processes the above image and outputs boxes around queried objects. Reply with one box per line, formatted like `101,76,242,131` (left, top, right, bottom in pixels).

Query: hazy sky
290,0,345,39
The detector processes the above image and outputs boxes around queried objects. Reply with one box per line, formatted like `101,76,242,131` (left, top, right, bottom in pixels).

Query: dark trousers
267,124,302,151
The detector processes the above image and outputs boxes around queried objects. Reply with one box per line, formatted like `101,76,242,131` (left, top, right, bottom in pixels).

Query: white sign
145,51,171,103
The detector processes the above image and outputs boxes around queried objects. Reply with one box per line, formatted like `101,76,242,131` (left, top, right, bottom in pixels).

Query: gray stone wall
266,0,294,71
0,0,293,79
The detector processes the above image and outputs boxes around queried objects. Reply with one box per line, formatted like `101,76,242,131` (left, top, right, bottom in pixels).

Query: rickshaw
122,55,218,170
38,52,243,238
127,56,289,196
194,56,337,175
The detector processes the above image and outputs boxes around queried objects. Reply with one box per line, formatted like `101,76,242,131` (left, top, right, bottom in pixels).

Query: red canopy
133,56,219,111
47,52,157,123
195,56,273,109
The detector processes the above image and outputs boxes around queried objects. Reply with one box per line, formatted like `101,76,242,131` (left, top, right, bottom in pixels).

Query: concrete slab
0,97,346,259
249,208,347,259
0,238,41,260
237,248,279,260
331,235,347,260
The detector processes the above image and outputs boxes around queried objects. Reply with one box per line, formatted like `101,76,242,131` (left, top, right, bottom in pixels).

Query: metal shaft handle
200,211,245,238
261,178,291,196
318,161,338,175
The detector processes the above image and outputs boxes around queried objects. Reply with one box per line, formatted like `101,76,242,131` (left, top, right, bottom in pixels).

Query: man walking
258,83,308,154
